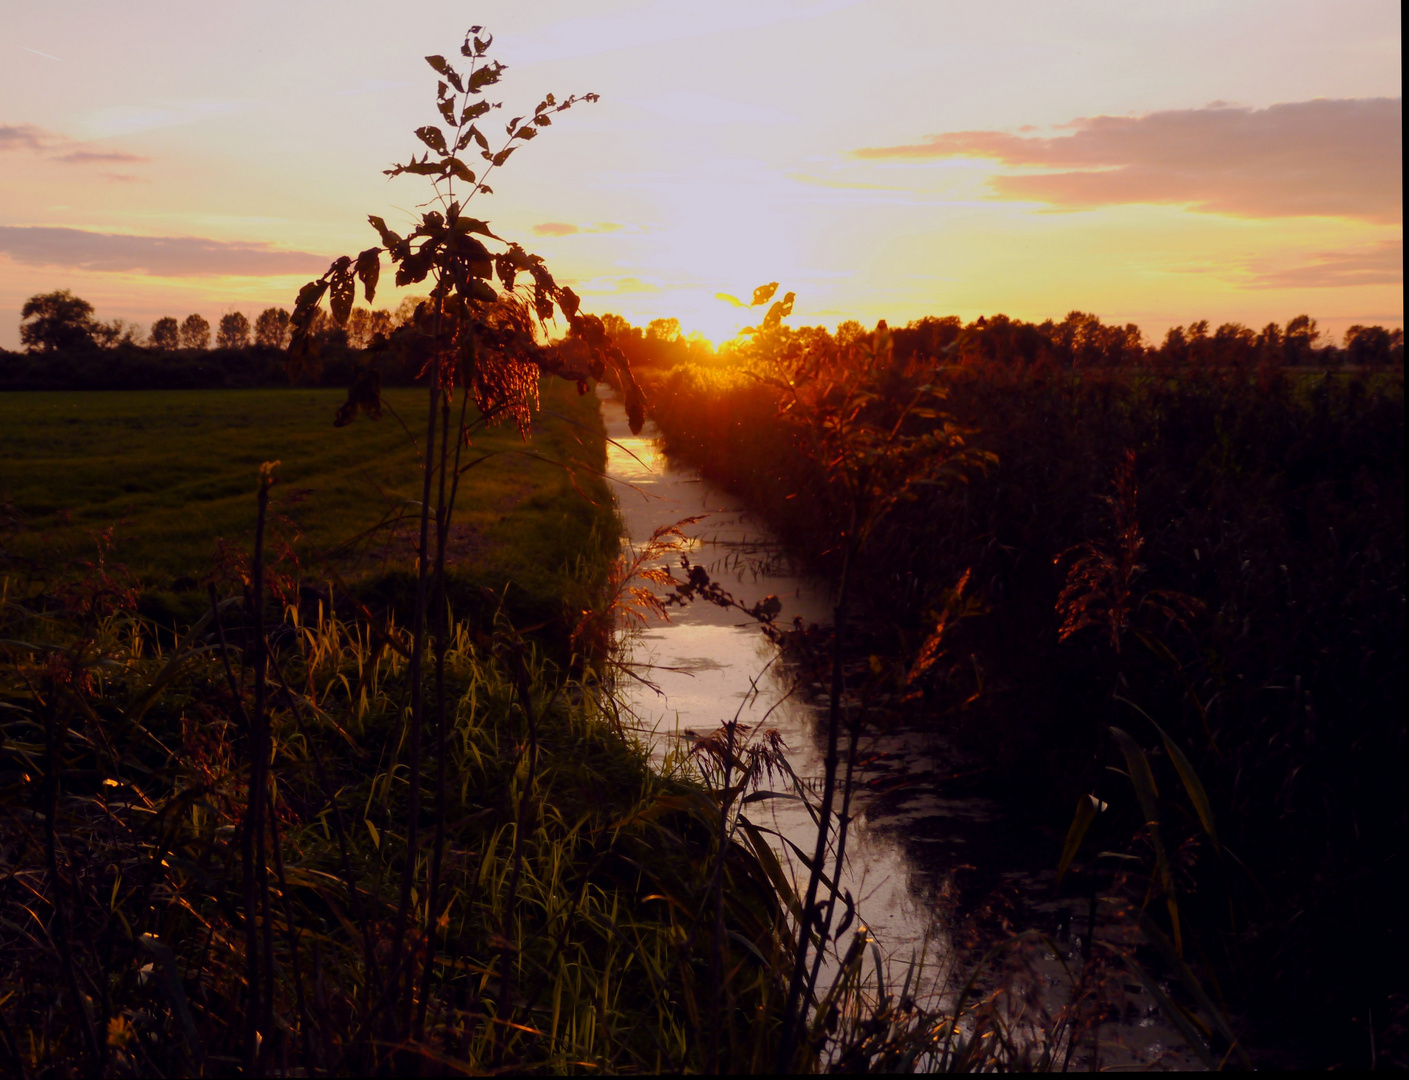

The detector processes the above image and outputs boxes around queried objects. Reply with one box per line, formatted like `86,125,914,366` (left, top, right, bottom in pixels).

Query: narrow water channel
599,388,1203,1071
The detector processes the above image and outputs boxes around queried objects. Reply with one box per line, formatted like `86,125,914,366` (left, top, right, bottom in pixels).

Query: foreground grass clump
645,357,1406,1067
0,586,791,1075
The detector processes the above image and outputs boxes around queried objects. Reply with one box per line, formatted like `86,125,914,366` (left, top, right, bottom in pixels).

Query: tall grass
0,566,800,1073
644,357,1406,1067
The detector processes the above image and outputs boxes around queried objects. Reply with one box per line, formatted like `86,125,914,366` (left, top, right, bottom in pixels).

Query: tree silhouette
19,290,96,352
253,307,290,348
217,311,251,349
179,313,211,350
150,317,179,350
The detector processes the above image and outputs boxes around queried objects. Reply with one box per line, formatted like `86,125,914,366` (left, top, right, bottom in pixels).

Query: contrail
23,46,62,62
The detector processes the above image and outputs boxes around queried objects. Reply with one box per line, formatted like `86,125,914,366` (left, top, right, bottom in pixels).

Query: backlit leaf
415,125,448,154
354,247,380,303
366,215,402,249
751,282,780,306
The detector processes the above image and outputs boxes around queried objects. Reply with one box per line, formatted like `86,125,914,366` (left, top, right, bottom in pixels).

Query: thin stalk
389,348,441,1034
495,646,540,1067
804,703,865,1014
414,386,458,1040
779,522,855,1069
707,720,738,1074
252,470,276,1059
42,690,101,1071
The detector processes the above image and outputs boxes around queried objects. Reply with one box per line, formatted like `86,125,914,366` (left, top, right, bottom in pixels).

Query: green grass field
0,382,616,627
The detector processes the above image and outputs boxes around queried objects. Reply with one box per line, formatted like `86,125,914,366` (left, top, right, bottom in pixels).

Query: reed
643,348,1406,1067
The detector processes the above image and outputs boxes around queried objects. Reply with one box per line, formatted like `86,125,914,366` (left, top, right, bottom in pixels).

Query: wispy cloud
532,222,626,237
1244,240,1402,289
855,98,1402,223
0,226,329,277
82,99,259,139
502,0,871,65
0,124,56,151
1,123,151,167
629,91,797,126
55,149,150,164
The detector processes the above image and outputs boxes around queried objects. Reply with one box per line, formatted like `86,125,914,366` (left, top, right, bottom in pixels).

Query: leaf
446,157,476,184
462,102,491,124
1149,718,1218,848
557,286,581,320
425,55,449,76
1110,725,1175,909
1055,793,1103,887
751,282,780,307
367,215,402,250
491,146,517,167
740,789,801,805
354,247,380,303
453,215,498,239
415,125,448,154
329,264,356,326
468,63,502,93
462,278,497,303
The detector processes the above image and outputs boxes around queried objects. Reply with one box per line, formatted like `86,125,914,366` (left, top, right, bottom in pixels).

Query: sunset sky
1,0,1401,349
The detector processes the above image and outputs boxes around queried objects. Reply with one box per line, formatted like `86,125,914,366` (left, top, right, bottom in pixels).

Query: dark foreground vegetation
632,302,1406,1068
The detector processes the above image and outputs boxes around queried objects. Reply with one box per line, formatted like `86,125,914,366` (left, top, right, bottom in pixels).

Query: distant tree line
606,307,1404,372
2,290,428,390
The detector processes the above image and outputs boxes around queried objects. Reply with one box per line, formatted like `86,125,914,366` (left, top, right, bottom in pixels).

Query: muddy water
599,389,1203,1070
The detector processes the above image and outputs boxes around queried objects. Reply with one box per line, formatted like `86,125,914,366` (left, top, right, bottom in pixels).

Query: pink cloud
855,98,1401,223
1244,240,1402,289
0,123,55,151
0,226,329,277
56,149,150,164
533,222,580,237
0,122,151,169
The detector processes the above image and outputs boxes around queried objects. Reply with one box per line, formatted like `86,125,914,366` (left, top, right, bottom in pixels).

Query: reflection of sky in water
600,387,938,975
598,387,1204,1069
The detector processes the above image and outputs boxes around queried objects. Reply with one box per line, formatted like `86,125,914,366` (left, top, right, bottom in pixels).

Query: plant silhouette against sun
280,27,645,1057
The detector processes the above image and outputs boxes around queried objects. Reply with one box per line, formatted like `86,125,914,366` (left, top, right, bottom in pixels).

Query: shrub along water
642,340,1405,1066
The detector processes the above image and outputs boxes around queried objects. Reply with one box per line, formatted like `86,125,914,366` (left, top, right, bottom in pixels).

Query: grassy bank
0,383,616,643
644,358,1406,1067
0,380,798,1074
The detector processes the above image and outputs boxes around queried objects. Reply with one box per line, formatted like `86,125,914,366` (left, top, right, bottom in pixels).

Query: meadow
0,382,616,636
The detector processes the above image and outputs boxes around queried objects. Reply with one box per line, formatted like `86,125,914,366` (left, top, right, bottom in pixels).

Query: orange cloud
532,222,625,237
0,226,329,276
855,98,1402,223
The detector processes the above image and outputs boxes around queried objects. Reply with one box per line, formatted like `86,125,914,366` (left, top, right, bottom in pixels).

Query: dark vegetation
2,295,440,392
628,300,1406,1068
